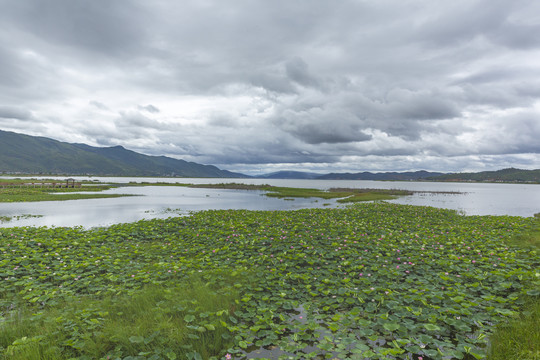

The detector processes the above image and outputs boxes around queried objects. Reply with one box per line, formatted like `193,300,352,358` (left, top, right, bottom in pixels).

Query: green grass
487,297,540,360
487,215,540,360
264,187,350,199
0,275,240,360
336,193,398,202
0,182,133,202
0,191,131,202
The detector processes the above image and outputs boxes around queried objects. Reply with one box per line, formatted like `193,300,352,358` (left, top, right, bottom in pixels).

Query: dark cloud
494,22,540,49
292,124,372,144
138,104,160,113
1,1,148,58
249,72,296,94
0,106,33,120
285,58,321,89
0,48,25,88
89,101,109,111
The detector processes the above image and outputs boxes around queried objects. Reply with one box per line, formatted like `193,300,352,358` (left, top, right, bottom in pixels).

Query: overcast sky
1,0,540,175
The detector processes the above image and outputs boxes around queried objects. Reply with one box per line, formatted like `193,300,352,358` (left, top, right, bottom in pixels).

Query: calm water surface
1,177,539,228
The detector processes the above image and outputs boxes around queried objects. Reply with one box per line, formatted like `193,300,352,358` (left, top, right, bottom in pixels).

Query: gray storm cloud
0,0,539,174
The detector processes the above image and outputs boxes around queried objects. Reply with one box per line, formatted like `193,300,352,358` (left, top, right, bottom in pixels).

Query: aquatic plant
0,202,538,359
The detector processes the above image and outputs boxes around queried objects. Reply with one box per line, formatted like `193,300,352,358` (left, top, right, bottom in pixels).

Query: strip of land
0,179,131,202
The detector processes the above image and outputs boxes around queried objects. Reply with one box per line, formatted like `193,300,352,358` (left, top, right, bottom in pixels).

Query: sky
1,0,540,175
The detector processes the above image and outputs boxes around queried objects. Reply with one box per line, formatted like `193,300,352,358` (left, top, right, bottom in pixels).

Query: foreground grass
487,213,540,360
1,203,538,359
488,297,540,360
1,277,240,360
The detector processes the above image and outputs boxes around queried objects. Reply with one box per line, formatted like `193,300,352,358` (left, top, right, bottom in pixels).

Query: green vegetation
264,186,350,199
1,203,538,359
1,276,240,360
430,168,540,183
487,214,540,360
0,188,130,202
0,129,242,177
188,183,412,202
487,297,540,360
0,179,132,202
0,214,42,223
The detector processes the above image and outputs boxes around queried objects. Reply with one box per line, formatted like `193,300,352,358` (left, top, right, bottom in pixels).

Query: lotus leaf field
1,202,539,359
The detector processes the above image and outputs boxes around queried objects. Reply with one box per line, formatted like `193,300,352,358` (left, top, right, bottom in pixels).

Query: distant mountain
317,170,445,181
429,168,540,183
256,171,322,179
0,130,246,177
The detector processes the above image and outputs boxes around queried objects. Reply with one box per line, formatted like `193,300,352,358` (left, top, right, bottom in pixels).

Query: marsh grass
264,187,350,199
487,297,540,360
189,183,410,202
0,185,131,202
0,275,240,360
488,215,540,360
0,214,42,224
336,193,398,202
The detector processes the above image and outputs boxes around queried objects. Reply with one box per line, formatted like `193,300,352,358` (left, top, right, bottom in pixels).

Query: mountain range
315,170,445,181
254,170,445,180
1,130,538,182
427,167,540,183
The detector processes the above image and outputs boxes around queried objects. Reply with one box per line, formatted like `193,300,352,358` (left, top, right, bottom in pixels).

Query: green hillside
429,168,540,183
0,130,245,177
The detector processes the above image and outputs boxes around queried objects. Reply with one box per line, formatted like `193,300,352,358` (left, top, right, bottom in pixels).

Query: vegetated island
0,203,538,359
185,183,417,203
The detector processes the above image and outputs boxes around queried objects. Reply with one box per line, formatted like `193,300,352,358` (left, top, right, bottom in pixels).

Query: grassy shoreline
0,179,132,203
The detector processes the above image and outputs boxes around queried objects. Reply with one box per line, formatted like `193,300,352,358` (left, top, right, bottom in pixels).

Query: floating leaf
424,324,441,331
383,323,400,332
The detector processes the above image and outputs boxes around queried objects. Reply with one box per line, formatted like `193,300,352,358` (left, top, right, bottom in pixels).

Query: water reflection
0,186,342,228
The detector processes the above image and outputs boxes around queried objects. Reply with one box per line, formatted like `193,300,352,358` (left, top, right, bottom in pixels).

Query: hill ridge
0,129,245,177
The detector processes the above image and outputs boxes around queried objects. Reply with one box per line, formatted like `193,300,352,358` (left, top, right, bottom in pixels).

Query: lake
1,177,539,228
